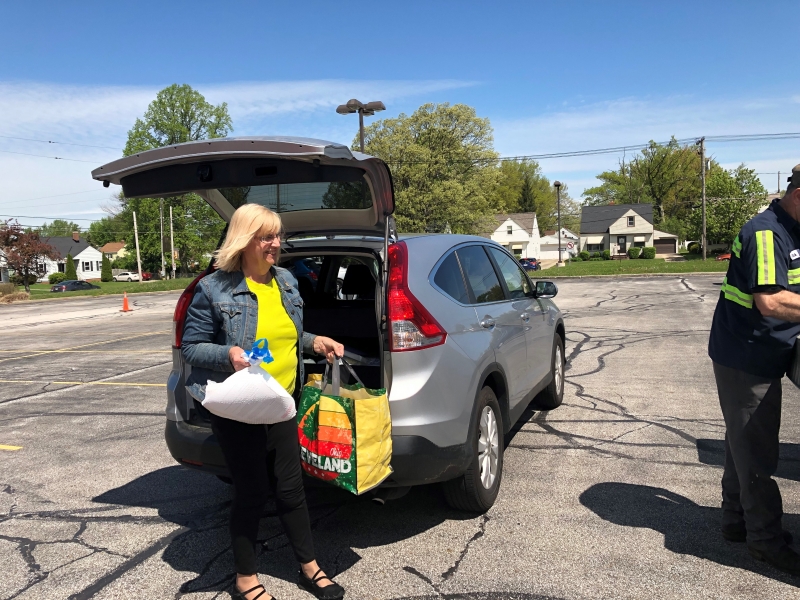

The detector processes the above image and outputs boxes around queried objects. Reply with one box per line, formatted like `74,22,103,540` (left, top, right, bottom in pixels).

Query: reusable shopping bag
297,358,392,494
202,339,296,425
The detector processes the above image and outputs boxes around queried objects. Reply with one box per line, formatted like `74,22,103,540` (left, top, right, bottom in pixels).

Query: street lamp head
346,98,364,111
363,101,386,112
553,181,562,188
336,104,357,115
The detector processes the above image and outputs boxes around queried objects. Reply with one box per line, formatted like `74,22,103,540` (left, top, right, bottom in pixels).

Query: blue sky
0,0,798,226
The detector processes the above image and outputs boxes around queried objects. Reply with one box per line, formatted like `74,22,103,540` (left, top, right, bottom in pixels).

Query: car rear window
456,246,504,304
433,252,469,304
218,181,372,213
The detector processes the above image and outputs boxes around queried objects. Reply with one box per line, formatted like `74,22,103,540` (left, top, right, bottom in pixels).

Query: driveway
2,275,800,599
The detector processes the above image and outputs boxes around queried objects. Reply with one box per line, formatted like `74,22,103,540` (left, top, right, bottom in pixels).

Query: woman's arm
181,283,236,372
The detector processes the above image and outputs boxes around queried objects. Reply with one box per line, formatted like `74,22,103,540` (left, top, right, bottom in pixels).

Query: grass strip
24,278,195,299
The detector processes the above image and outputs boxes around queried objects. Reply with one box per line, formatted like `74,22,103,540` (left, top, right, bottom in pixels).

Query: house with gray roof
579,203,678,255
40,233,103,281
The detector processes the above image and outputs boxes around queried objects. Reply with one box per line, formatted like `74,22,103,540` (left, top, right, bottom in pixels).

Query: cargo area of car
280,248,385,390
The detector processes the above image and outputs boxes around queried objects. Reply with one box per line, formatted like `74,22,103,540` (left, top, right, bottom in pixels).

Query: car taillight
309,271,318,280
173,269,213,348
387,242,446,351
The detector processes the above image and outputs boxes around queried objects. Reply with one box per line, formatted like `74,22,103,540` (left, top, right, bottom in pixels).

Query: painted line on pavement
0,379,167,387
0,350,171,354
0,330,170,364
0,444,23,451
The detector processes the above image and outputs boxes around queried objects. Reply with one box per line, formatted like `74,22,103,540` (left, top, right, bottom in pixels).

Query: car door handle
480,319,496,329
520,313,530,322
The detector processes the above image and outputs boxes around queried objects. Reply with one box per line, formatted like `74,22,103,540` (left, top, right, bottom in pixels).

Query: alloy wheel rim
478,405,499,489
555,345,563,396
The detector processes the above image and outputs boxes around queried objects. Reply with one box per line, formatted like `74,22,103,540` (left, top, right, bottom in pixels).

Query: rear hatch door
91,136,395,237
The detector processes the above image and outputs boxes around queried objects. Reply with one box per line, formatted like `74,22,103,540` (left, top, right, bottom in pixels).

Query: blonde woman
182,204,345,600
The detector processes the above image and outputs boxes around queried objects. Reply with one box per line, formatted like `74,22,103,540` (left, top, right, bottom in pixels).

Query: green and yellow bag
297,359,392,494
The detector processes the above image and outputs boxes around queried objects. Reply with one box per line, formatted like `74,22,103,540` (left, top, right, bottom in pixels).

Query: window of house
57,263,65,273
633,241,645,248
82,261,92,271
96,261,102,271
627,216,635,227
507,225,513,235
456,245,504,304
433,251,470,304
587,244,604,252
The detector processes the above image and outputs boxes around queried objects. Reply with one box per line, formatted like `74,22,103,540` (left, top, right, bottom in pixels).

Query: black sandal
232,583,274,600
298,569,345,599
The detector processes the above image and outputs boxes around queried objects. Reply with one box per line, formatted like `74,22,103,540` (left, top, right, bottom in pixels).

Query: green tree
86,208,129,247
38,219,83,238
117,84,231,274
65,254,77,280
689,164,768,247
101,253,112,282
359,103,500,234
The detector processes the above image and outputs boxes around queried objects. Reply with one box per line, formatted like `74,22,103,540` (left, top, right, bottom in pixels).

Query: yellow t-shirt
246,277,299,395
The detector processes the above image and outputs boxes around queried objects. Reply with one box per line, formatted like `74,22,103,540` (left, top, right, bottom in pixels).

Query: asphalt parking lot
2,277,800,600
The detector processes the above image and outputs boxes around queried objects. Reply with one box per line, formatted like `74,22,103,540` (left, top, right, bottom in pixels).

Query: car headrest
341,264,375,298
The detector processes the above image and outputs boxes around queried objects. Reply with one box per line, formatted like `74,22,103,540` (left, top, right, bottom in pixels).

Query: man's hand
754,289,800,322
228,346,251,371
313,336,345,363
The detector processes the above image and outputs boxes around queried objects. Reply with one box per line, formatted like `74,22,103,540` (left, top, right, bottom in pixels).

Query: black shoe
298,569,345,600
749,544,800,576
722,523,793,545
232,583,274,600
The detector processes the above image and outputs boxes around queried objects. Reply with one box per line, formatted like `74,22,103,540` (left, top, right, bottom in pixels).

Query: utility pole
132,211,143,283
554,181,564,266
699,137,707,261
169,205,176,280
159,199,166,280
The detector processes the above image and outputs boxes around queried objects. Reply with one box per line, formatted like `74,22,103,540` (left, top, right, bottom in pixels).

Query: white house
482,213,541,258
41,234,104,281
579,204,679,255
539,228,579,261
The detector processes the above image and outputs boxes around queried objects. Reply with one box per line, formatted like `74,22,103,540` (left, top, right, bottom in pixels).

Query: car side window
456,246,504,303
433,251,469,304
488,247,532,299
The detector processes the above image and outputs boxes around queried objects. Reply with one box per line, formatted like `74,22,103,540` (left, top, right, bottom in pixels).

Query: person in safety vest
708,164,800,575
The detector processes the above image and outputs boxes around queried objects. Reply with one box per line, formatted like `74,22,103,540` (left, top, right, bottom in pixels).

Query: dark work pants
211,414,315,575
713,362,784,551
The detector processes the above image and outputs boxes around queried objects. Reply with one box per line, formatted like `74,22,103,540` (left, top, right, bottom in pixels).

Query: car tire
442,386,504,513
216,475,233,485
127,277,132,282
533,334,565,410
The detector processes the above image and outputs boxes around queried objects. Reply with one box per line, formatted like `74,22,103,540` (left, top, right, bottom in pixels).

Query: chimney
72,231,80,242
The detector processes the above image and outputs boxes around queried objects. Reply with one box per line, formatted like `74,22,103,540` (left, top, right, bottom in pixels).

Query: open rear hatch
91,136,395,237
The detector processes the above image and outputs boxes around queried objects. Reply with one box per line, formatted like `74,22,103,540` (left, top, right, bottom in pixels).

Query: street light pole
336,99,386,153
554,181,563,267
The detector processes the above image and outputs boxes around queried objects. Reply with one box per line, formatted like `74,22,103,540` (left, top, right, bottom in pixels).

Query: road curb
540,271,725,280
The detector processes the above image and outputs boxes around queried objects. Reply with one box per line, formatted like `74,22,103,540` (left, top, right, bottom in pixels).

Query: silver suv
93,137,565,512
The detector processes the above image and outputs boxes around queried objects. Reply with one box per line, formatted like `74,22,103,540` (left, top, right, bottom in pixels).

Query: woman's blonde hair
215,204,283,272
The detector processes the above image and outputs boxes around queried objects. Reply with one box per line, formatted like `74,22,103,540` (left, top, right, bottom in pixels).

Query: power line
0,149,98,163
0,134,122,151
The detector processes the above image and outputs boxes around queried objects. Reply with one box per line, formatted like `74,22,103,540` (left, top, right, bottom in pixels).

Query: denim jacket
181,267,316,402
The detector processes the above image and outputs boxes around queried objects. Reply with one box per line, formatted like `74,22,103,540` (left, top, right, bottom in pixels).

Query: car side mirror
534,280,558,299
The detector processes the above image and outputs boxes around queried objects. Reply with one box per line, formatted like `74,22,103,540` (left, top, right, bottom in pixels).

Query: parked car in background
142,272,153,281
93,136,566,513
113,271,140,282
51,280,100,292
519,257,540,272
716,253,731,261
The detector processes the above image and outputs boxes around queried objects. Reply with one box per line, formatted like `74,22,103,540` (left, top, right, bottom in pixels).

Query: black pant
211,414,315,575
713,362,784,550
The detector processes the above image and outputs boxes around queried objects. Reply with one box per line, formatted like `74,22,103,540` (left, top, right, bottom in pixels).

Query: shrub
49,272,67,284
570,257,583,263
641,247,656,259
0,291,30,304
602,250,611,260
687,242,700,254
65,254,77,280
10,273,38,286
589,257,603,261
0,282,15,296
101,254,113,282
627,247,641,259
578,251,590,261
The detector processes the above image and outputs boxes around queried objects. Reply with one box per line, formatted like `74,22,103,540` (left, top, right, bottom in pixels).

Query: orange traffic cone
120,292,132,313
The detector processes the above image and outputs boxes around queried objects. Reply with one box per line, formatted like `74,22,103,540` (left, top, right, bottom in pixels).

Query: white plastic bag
201,339,296,424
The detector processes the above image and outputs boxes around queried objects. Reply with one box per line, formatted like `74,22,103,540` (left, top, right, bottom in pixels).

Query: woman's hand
313,336,345,363
228,346,251,371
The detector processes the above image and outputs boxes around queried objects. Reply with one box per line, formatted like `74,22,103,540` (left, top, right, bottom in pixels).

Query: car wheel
216,475,233,485
442,386,504,513
127,277,132,282
533,334,565,410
